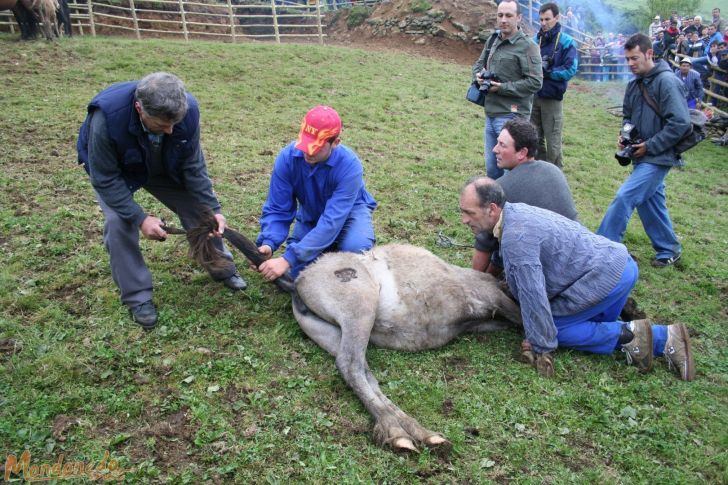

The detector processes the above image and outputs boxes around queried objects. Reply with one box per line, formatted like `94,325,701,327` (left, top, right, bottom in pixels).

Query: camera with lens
477,68,501,93
542,54,554,72
614,123,643,166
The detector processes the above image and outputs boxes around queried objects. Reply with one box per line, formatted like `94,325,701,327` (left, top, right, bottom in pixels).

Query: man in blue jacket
77,72,246,330
255,106,377,281
674,57,704,108
530,2,578,168
459,178,695,381
597,33,691,268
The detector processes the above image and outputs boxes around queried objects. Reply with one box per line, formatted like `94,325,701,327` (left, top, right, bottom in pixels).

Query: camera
614,123,643,166
542,54,554,72
477,69,501,93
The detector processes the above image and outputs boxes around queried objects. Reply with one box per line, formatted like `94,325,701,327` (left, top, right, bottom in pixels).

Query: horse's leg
295,302,448,452
57,0,71,36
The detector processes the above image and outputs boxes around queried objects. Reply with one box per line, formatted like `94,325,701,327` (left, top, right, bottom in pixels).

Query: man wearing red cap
255,106,377,281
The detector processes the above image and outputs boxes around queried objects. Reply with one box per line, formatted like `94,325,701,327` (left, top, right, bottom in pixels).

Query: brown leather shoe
621,319,653,373
664,324,695,381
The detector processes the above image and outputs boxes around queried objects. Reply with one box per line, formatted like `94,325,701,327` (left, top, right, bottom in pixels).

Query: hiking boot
664,324,695,381
129,300,157,331
221,272,247,291
621,319,653,373
651,253,681,268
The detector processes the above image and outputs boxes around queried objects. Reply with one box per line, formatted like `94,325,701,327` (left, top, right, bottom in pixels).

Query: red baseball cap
295,105,342,156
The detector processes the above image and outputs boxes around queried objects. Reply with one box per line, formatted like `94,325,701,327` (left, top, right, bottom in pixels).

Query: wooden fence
0,0,327,43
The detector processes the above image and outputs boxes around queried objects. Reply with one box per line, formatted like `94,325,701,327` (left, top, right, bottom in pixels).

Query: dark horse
9,0,71,40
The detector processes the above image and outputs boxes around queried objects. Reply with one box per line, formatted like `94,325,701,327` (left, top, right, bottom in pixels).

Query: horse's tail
185,209,296,295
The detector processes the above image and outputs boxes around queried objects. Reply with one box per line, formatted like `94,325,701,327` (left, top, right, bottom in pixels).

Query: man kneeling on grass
459,177,695,380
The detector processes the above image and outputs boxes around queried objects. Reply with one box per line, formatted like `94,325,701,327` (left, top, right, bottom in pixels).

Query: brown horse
10,0,69,40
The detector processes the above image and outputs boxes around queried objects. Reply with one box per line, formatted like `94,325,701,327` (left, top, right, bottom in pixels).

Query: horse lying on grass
185,217,522,454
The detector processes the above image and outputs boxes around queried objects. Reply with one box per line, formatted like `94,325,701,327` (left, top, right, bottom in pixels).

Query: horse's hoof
392,437,417,452
426,436,453,457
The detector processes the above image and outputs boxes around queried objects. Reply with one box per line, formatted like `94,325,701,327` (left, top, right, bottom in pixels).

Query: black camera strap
636,79,664,120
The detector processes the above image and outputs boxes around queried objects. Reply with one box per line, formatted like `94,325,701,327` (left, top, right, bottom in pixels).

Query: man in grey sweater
459,178,695,381
472,117,577,274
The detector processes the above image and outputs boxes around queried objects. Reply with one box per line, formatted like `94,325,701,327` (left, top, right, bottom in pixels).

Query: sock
617,322,635,345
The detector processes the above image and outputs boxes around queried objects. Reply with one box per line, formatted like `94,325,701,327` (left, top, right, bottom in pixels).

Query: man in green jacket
472,0,543,179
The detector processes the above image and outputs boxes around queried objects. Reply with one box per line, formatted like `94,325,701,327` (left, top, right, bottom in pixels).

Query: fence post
128,0,141,39
178,0,188,41
315,0,322,44
270,0,280,44
227,0,236,42
87,0,96,36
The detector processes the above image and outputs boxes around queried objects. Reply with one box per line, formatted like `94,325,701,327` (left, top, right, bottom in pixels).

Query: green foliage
409,0,432,14
346,6,372,28
0,35,727,483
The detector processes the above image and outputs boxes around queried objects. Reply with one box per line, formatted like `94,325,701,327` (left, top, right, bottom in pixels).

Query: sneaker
621,319,653,373
221,273,247,291
129,300,157,331
651,253,681,268
664,324,695,381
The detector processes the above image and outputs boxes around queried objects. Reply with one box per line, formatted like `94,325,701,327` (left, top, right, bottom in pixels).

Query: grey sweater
475,160,578,252
499,203,628,353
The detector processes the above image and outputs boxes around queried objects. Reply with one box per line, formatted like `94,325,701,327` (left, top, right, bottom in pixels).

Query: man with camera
529,2,578,168
471,0,542,179
597,33,691,268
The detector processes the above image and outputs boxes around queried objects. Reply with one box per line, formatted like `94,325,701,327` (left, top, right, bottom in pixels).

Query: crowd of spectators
645,7,728,108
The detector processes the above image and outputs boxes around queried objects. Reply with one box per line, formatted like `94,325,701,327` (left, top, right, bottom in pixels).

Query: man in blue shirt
255,106,377,281
459,178,695,381
674,57,704,108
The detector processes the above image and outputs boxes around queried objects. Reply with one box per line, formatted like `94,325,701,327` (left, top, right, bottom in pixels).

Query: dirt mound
325,0,502,65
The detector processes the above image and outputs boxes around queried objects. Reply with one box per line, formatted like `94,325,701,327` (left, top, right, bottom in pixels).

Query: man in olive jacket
472,0,543,179
597,34,691,268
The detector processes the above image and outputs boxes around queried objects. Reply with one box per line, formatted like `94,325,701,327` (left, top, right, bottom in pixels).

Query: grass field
1,35,727,483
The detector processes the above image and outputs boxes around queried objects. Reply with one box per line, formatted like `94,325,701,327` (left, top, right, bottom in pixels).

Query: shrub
347,6,372,28
409,0,431,14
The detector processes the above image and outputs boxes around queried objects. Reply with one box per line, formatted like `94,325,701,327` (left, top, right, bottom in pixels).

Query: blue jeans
287,202,375,277
552,257,668,356
597,162,681,260
484,113,517,179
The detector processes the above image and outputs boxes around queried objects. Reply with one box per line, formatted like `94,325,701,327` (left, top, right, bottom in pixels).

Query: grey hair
135,72,188,122
462,176,506,208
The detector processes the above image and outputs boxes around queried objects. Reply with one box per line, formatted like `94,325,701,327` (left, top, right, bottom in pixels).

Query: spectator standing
675,33,690,58
705,24,723,55
255,106,377,281
674,57,704,108
649,15,662,38
682,17,698,36
471,0,542,179
712,7,724,33
530,2,578,168
662,19,680,60
597,34,691,268
76,72,247,330
687,31,704,57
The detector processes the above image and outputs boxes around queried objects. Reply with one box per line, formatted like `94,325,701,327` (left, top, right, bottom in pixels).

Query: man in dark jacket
530,2,578,168
597,34,691,268
77,72,246,330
